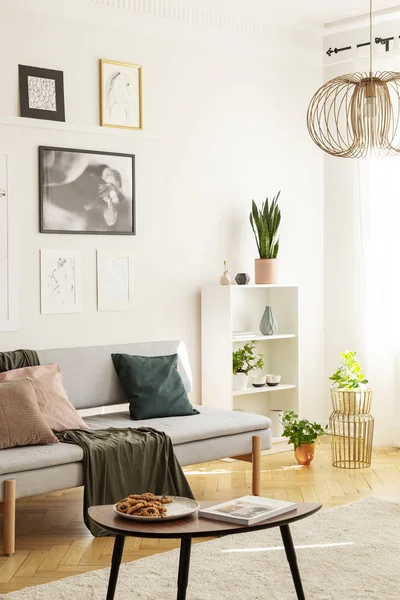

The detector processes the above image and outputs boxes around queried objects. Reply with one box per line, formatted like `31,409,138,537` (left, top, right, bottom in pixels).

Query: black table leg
106,535,125,600
177,537,192,600
280,524,306,600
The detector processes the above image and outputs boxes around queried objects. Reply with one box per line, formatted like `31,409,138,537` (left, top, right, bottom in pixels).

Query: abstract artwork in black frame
39,146,136,235
19,65,65,122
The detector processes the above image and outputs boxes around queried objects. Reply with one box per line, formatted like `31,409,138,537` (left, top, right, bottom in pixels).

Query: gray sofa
0,340,272,555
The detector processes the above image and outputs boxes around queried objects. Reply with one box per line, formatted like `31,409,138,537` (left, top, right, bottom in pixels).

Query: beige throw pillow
0,378,59,449
0,364,88,432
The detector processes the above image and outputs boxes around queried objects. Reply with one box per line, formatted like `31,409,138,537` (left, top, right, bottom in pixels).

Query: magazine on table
199,496,297,525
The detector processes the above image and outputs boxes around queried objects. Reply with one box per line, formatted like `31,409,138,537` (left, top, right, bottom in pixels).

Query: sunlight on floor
183,468,232,475
281,465,307,471
221,542,354,553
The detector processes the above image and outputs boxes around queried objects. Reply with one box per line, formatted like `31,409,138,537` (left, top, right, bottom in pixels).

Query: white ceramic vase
269,409,284,437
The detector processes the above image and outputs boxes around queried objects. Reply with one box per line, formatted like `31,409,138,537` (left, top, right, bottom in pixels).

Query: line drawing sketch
97,249,134,311
40,249,82,314
102,257,129,303
0,156,9,324
105,71,133,123
0,146,18,331
100,60,141,129
45,257,76,305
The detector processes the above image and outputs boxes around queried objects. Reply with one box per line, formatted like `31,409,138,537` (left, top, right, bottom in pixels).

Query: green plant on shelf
281,411,328,449
232,342,264,375
249,191,281,259
329,350,368,390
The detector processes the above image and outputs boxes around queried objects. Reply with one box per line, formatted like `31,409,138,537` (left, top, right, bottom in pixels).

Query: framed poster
39,146,135,235
0,143,18,332
19,64,65,122
40,249,83,314
100,59,142,130
97,249,134,311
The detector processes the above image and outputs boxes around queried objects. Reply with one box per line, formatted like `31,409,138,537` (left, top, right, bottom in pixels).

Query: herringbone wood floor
1,438,400,594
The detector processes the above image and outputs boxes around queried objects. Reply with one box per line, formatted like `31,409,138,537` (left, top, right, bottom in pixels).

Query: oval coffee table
88,501,321,600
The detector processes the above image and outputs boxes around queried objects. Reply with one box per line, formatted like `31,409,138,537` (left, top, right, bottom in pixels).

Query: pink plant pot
254,259,279,284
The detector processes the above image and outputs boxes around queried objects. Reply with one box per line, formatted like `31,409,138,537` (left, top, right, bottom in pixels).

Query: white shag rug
2,497,399,600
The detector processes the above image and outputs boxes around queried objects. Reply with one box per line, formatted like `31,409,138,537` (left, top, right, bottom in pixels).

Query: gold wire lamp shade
307,0,400,158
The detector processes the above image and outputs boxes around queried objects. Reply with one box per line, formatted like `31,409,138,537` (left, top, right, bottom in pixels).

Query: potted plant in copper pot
250,191,281,284
282,411,328,465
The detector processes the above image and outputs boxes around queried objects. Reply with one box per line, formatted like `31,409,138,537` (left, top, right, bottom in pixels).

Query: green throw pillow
111,353,199,420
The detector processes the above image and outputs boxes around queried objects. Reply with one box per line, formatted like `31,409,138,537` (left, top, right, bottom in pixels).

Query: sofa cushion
37,340,193,410
112,353,199,420
0,378,59,450
0,364,88,431
0,406,271,475
0,442,83,475
84,406,271,445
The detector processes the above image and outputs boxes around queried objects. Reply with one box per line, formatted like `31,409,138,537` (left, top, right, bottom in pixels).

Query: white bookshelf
232,383,296,396
201,284,299,434
232,334,296,342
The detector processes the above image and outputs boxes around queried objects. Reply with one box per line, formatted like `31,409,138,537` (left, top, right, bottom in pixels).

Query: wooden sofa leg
252,436,261,496
3,480,16,556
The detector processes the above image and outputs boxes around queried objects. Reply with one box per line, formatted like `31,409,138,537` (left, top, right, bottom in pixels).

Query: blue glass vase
259,306,277,336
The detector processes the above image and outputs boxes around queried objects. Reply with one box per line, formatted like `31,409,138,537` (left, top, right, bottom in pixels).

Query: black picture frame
19,65,65,122
39,146,136,235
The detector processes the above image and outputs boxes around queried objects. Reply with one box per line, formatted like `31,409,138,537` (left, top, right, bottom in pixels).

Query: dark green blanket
0,349,40,372
57,427,194,536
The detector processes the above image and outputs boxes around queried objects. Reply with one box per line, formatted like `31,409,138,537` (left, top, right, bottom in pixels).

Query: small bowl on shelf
266,374,281,387
251,375,267,388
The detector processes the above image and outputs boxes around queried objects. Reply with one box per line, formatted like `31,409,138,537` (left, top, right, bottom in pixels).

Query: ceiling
83,0,400,30
243,0,400,26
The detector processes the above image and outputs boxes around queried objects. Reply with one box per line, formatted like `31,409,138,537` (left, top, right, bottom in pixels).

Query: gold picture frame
100,59,143,130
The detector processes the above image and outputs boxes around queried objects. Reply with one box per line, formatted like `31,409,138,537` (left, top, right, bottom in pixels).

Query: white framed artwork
40,249,83,314
100,59,143,130
0,143,18,332
97,249,134,311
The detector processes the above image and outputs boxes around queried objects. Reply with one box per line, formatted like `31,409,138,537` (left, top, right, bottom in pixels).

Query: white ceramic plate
113,496,200,522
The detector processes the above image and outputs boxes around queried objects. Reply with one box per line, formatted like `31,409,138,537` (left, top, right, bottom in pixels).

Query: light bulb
364,95,377,119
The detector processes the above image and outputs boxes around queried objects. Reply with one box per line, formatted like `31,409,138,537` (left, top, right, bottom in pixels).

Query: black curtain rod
326,35,397,57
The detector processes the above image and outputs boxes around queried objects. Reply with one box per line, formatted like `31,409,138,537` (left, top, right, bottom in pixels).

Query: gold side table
329,388,374,469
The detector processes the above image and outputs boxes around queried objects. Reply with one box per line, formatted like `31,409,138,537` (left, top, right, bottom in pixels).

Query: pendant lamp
307,0,400,158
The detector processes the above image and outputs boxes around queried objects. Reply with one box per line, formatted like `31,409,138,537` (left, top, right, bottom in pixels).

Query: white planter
269,410,284,437
233,373,248,391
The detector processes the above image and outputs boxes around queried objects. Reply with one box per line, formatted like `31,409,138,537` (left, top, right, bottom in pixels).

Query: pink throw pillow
0,364,88,432
0,378,59,449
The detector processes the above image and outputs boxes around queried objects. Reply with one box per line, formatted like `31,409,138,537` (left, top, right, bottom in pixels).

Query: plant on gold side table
329,351,374,469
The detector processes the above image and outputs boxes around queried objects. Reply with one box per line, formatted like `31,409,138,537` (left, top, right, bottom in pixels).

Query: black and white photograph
39,146,136,234
19,65,65,122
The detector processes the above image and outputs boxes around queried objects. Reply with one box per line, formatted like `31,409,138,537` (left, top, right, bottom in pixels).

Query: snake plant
250,192,281,259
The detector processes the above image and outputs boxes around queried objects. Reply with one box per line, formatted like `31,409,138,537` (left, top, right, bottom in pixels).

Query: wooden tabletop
88,501,322,539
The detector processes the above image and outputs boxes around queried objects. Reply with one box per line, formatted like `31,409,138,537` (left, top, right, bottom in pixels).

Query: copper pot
294,443,315,465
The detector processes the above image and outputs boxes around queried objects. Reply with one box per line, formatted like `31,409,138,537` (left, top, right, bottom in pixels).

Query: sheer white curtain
324,52,400,444
358,156,400,445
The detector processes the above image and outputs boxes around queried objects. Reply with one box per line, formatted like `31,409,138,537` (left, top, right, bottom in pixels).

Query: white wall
0,0,324,414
